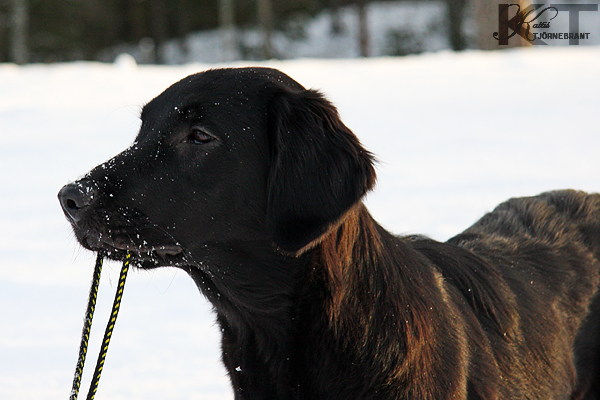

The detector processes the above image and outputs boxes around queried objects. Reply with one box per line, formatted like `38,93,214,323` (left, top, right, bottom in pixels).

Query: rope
69,252,131,400
69,252,104,400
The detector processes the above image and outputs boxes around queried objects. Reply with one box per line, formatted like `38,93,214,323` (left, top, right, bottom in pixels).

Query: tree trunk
257,0,273,59
149,0,168,63
446,0,467,51
219,0,237,61
329,0,343,35
10,0,28,64
127,0,145,42
357,0,369,57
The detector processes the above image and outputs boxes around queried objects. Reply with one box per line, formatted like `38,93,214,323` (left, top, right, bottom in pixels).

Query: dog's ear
266,88,376,253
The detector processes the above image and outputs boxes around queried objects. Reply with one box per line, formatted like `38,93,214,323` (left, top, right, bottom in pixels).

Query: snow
1,46,600,399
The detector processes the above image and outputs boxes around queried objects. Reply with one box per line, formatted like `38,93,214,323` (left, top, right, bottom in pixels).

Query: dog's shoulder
406,235,519,339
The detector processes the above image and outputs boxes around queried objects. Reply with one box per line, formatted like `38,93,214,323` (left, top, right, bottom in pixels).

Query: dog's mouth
101,239,185,270
59,192,189,268
103,237,183,258
88,234,185,268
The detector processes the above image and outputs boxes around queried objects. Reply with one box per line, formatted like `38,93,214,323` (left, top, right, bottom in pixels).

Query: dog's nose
58,182,98,223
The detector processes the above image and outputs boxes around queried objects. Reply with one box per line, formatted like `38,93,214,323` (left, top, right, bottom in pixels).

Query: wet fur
59,67,600,399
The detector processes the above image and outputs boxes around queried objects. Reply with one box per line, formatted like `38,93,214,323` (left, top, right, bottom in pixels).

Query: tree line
0,0,482,64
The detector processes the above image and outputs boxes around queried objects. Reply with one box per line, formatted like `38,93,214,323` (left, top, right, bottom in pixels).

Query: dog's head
59,67,375,269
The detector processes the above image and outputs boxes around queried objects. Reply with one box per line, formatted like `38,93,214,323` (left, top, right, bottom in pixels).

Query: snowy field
1,46,600,399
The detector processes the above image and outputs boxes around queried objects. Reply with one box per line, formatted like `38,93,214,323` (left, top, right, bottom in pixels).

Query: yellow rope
69,252,131,400
69,253,103,400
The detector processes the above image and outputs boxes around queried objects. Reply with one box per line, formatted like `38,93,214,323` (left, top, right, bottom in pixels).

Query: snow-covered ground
1,46,600,399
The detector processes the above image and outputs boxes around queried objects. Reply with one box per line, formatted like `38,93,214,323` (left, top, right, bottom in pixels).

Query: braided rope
86,253,130,399
69,253,104,400
69,252,131,400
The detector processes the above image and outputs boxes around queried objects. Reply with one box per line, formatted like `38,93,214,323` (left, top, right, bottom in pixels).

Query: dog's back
413,190,600,399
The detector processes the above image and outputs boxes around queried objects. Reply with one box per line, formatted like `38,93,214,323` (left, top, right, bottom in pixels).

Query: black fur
59,67,600,399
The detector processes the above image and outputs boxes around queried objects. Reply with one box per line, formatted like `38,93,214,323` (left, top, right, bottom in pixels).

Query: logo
494,3,598,45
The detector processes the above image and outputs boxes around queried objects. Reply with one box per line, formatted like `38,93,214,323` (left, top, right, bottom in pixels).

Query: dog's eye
188,128,214,145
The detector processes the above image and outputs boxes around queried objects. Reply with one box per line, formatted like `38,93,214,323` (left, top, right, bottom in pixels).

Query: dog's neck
315,202,384,322
191,202,458,398
310,202,445,385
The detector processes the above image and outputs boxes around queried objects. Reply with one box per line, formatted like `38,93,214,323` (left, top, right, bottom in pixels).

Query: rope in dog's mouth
69,252,131,400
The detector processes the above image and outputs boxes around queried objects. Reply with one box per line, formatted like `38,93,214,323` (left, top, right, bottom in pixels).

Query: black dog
59,67,600,399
